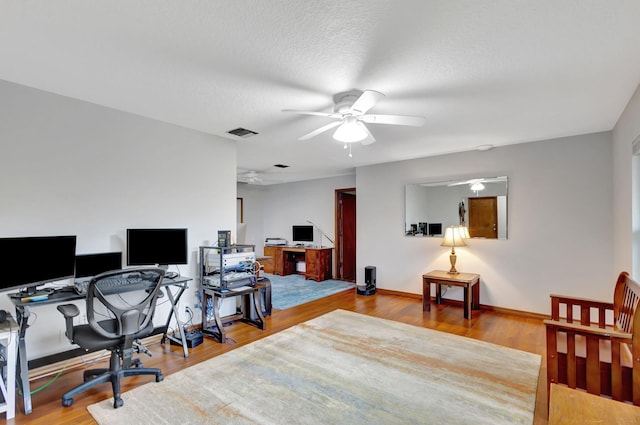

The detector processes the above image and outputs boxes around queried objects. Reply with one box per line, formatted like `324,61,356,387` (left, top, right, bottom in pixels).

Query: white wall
612,82,640,277
238,175,356,258
236,184,268,255
0,80,237,359
357,132,613,315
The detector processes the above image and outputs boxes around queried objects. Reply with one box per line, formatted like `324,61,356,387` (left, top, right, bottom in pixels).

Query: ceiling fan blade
350,90,385,115
360,124,376,145
360,114,426,127
282,109,341,118
299,121,342,141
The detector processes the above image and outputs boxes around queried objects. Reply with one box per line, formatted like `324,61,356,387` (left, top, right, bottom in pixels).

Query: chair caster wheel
62,398,73,407
113,397,124,408
156,373,164,382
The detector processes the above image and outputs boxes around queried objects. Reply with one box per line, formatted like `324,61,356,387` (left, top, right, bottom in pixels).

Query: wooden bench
548,384,640,424
544,271,640,405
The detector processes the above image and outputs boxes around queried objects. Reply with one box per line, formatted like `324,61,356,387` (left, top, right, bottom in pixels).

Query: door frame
335,188,356,281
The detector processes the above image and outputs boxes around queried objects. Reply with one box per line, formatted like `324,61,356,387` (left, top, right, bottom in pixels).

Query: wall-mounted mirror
405,176,508,239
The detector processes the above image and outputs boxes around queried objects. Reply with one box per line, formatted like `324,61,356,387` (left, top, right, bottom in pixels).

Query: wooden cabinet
262,246,333,281
262,246,279,274
304,248,333,282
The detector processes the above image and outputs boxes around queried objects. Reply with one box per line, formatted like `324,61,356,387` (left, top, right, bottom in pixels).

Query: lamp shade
333,117,368,143
441,226,468,247
458,225,470,239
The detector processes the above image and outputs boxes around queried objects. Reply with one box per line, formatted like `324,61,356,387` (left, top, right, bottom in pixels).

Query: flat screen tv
292,225,314,244
0,235,77,295
126,228,188,267
75,252,123,279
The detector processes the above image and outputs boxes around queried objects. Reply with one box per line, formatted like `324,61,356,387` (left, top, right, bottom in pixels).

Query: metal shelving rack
198,244,262,343
198,244,256,289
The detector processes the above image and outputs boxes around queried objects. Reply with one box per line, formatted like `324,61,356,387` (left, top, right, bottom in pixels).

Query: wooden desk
549,384,640,424
255,256,273,277
422,270,480,319
263,246,333,281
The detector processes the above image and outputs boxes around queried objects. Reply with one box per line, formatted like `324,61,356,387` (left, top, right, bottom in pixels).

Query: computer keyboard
74,275,149,296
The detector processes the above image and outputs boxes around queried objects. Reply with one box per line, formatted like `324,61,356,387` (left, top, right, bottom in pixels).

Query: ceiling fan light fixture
332,118,368,143
470,182,485,192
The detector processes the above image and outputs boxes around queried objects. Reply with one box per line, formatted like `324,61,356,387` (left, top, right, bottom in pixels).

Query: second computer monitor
75,252,123,279
126,228,188,267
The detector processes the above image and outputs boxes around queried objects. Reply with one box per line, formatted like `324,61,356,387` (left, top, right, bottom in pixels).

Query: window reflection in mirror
405,176,508,239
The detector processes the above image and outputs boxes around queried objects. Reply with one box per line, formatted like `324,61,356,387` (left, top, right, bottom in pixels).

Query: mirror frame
405,176,508,239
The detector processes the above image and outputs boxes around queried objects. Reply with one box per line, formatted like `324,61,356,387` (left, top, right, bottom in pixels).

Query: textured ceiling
1,1,640,184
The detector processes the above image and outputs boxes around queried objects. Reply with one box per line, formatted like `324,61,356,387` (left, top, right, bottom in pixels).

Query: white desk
0,315,18,420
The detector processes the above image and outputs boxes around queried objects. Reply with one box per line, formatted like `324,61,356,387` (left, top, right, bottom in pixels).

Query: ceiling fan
446,177,508,187
283,89,426,145
237,170,263,184
237,169,283,185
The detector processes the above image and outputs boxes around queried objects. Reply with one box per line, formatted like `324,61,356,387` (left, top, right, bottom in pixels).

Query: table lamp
441,225,469,274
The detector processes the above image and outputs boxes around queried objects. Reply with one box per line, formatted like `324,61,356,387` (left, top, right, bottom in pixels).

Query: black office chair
57,267,166,408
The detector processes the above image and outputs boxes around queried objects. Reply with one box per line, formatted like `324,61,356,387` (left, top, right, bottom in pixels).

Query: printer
265,237,287,246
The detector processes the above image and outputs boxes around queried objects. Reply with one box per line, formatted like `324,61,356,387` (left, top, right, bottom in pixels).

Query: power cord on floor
17,359,72,396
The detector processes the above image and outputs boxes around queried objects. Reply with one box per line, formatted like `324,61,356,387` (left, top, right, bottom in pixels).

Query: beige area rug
88,309,541,425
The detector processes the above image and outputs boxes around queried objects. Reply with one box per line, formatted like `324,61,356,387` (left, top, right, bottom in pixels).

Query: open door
335,188,356,282
468,197,498,238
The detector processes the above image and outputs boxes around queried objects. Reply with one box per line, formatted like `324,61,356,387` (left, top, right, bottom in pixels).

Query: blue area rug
262,273,355,310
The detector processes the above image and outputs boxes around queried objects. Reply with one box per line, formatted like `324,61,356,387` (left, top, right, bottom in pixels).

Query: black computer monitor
75,252,123,279
428,223,443,236
126,228,188,268
0,235,77,295
292,225,314,244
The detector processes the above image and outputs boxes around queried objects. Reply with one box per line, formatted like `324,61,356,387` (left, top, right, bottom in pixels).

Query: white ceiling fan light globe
333,117,368,143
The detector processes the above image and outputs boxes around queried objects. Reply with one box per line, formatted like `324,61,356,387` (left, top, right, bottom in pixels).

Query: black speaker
358,266,376,296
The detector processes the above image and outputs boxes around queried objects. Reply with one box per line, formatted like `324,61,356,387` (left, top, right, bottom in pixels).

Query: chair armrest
549,294,614,310
57,304,80,342
57,304,80,318
544,318,632,340
549,294,614,326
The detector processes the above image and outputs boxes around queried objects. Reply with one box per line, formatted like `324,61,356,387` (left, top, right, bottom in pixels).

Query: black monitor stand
9,286,54,300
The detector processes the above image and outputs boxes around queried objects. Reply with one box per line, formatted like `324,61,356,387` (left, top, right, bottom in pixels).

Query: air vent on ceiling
227,127,258,138
273,164,289,168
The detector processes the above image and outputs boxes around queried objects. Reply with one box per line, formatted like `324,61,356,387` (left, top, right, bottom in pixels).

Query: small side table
422,270,480,319
201,283,266,343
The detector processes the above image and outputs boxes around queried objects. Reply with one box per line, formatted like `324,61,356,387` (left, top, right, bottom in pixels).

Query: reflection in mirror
405,176,508,239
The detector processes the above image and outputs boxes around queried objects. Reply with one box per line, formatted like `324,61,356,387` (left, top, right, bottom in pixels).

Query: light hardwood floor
7,289,549,424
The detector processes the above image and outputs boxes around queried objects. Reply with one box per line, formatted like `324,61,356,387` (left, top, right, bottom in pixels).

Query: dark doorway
468,196,498,238
335,188,356,281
